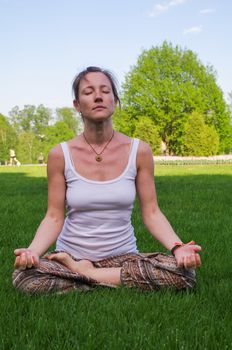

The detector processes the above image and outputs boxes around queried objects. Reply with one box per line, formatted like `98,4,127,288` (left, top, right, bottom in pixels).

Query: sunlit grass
0,164,231,349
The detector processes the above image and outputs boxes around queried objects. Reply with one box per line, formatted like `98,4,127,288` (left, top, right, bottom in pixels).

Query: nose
94,90,103,102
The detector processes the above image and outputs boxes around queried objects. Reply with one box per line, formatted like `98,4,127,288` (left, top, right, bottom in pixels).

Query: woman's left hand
174,244,202,269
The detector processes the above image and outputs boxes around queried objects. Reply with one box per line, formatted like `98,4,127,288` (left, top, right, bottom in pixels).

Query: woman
13,66,201,294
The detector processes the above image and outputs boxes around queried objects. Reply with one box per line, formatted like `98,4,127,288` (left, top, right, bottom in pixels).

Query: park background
0,0,232,163
0,1,232,349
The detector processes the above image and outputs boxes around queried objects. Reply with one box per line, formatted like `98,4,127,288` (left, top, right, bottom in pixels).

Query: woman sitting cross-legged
12,66,201,294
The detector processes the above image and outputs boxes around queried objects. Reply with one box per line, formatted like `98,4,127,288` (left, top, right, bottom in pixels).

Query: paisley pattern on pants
12,252,196,294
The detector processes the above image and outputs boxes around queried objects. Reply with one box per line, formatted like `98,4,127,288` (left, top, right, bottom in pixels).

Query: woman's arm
14,145,66,269
135,141,201,268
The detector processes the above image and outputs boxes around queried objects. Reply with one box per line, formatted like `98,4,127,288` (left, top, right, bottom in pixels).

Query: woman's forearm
143,209,182,250
28,215,64,257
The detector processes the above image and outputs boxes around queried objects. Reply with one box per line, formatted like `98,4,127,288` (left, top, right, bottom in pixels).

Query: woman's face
74,72,116,122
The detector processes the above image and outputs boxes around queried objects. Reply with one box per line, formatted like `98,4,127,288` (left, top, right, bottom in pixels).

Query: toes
45,253,57,260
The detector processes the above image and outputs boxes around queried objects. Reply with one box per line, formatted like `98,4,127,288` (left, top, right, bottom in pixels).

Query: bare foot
46,252,121,286
47,252,94,274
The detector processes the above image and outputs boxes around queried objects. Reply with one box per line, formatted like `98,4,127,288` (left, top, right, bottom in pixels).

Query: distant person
161,141,167,156
13,66,201,294
38,153,44,164
9,149,21,166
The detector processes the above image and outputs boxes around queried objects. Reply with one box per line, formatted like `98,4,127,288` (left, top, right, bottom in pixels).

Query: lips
93,105,106,110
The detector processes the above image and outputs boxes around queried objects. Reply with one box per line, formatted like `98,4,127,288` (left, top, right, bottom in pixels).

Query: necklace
83,130,114,162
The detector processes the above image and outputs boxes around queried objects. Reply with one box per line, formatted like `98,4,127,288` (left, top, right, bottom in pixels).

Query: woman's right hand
14,248,40,270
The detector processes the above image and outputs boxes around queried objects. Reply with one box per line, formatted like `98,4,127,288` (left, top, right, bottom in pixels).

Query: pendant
96,155,102,162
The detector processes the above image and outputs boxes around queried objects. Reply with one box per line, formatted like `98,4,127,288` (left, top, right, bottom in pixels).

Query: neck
82,119,114,145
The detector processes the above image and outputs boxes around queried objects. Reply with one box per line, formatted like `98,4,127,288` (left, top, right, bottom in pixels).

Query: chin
87,113,113,122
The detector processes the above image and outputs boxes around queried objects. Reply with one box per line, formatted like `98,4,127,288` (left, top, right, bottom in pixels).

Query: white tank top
56,138,140,261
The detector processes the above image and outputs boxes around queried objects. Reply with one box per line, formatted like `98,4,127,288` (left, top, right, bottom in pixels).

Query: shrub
183,112,219,156
133,116,161,155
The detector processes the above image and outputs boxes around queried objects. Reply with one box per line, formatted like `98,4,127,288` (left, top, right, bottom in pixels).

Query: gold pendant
96,155,102,162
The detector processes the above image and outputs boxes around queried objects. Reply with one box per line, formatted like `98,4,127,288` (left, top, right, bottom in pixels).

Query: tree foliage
133,116,161,154
56,107,79,133
43,121,75,159
182,112,219,156
113,108,136,137
3,105,79,163
9,104,52,135
121,41,231,155
17,131,41,164
0,114,18,163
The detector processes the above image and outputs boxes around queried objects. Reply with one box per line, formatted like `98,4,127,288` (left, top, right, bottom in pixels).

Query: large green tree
113,108,136,137
121,42,231,155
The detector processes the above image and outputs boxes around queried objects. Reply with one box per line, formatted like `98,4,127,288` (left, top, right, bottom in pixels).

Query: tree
133,116,161,154
228,91,232,115
227,92,232,153
17,131,41,164
56,107,79,133
182,112,219,156
0,114,18,163
9,104,52,135
121,42,231,154
113,108,136,137
33,104,52,134
43,121,75,159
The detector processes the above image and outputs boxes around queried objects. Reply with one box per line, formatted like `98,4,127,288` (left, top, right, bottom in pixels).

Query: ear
114,97,118,108
73,99,80,113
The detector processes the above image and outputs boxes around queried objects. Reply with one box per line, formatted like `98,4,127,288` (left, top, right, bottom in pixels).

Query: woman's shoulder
136,139,153,169
115,131,132,143
47,143,65,165
117,132,153,168
116,132,152,156
137,139,152,156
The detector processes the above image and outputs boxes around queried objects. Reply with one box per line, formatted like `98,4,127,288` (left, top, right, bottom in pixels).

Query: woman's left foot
46,252,94,274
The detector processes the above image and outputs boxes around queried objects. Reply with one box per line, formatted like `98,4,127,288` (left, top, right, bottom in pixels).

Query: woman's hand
14,248,40,270
174,244,202,269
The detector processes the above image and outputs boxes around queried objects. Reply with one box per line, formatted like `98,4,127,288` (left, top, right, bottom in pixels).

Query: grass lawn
0,164,231,349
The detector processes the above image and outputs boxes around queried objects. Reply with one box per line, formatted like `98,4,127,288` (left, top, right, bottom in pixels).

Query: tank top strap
60,139,139,177
129,138,140,172
60,142,72,171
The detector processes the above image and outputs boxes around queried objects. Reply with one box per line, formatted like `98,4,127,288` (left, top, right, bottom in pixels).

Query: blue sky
1,0,231,117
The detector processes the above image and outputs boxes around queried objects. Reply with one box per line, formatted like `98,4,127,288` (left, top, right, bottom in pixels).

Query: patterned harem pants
12,252,196,294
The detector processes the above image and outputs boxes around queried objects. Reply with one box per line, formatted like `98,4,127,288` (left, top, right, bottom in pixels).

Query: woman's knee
12,258,91,294
147,253,197,290
12,267,46,294
12,258,62,294
120,257,197,291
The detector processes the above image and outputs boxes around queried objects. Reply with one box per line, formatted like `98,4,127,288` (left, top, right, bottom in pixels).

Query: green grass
0,164,232,350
